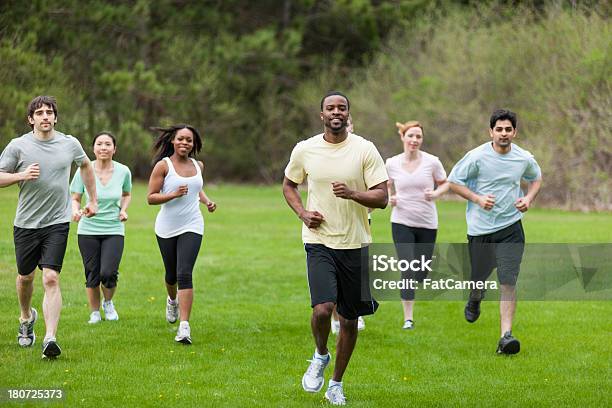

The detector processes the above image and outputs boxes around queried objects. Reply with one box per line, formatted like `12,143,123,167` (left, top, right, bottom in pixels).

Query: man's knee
313,302,334,320
42,269,60,288
500,284,516,301
17,270,36,284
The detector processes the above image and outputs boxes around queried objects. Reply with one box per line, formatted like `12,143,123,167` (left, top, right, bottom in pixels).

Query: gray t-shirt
0,131,88,228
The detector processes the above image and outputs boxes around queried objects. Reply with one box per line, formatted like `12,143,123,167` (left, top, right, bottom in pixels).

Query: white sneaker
166,297,179,324
17,307,37,347
357,316,365,331
402,319,414,330
88,310,102,324
331,318,340,335
102,300,118,321
175,321,192,344
302,353,330,392
325,384,347,405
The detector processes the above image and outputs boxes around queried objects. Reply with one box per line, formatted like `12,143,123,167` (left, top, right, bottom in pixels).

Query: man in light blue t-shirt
448,109,542,355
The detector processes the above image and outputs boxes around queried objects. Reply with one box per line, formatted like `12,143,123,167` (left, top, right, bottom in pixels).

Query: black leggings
78,235,124,289
156,232,202,290
391,223,437,300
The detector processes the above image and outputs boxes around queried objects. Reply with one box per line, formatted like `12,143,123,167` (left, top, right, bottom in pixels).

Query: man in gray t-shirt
0,96,97,359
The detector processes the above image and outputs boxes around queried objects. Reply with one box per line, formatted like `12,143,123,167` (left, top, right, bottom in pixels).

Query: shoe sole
175,336,192,345
498,339,520,355
42,342,62,359
464,307,480,323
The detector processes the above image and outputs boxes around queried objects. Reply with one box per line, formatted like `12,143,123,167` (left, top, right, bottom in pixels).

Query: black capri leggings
391,223,437,301
156,232,202,290
78,235,124,289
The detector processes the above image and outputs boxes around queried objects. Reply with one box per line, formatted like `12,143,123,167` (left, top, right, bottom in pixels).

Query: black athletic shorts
13,223,70,275
468,220,525,287
305,243,378,320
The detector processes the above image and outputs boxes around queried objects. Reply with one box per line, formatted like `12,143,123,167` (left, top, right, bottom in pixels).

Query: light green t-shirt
70,161,132,236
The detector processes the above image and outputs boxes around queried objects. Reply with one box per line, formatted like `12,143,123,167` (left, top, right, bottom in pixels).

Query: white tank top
154,157,204,238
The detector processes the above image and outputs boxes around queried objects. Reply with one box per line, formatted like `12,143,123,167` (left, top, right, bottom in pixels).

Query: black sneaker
464,300,481,323
42,338,62,359
497,331,520,355
17,307,37,347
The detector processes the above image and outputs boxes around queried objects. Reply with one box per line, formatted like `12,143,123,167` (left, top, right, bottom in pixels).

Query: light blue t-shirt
70,161,132,236
448,142,541,236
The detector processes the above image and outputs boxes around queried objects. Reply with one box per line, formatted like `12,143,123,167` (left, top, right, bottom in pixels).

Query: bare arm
331,181,388,209
71,192,83,222
425,179,450,201
515,179,542,212
282,177,324,228
119,192,131,221
0,164,40,188
196,161,216,212
147,160,187,205
79,159,98,217
449,182,495,210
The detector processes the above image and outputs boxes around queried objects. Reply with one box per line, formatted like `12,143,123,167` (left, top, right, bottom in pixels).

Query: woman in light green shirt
70,132,132,324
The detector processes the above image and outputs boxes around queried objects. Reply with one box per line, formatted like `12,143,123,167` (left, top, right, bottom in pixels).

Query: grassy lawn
0,183,610,407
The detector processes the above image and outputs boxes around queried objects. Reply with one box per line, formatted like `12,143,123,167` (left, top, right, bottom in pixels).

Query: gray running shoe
102,299,119,321
17,307,37,347
174,322,192,344
302,353,330,392
497,331,520,355
166,297,178,324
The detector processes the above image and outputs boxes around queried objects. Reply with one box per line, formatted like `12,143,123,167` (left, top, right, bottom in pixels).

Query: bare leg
333,315,358,382
166,282,177,301
101,285,116,302
311,302,334,355
500,284,516,336
42,268,61,338
87,286,101,311
401,300,415,321
178,288,193,321
17,270,36,320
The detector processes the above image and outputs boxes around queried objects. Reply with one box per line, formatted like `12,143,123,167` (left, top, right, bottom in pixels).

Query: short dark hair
489,109,517,129
27,96,58,127
93,131,116,147
320,91,350,111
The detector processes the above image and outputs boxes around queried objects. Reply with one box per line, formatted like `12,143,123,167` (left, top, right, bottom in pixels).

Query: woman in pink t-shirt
386,121,449,330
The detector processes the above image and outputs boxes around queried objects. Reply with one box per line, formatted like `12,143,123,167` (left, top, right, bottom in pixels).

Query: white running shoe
102,300,118,321
166,297,179,324
357,316,365,331
175,321,192,344
302,353,330,392
325,384,347,406
331,318,340,335
402,319,414,330
88,310,102,324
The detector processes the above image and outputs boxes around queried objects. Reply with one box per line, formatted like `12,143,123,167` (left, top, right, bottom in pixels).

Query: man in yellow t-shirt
283,91,388,405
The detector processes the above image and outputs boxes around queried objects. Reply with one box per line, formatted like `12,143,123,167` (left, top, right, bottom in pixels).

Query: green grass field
1,184,611,407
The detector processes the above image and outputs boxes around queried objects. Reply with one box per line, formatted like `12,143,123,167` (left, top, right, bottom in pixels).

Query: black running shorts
467,220,525,286
13,223,70,275
305,243,378,320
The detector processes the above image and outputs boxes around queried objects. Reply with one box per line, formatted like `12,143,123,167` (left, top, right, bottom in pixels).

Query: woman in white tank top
147,124,216,345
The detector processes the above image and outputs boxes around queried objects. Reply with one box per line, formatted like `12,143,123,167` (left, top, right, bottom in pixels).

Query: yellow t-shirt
285,133,389,249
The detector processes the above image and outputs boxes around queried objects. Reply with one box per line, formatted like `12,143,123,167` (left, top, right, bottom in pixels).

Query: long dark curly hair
151,124,202,165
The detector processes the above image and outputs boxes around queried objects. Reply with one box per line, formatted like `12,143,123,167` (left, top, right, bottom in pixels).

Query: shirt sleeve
70,168,85,194
448,151,478,186
433,157,447,182
522,156,542,181
284,142,306,184
71,136,88,167
363,142,389,189
0,141,19,173
123,166,133,193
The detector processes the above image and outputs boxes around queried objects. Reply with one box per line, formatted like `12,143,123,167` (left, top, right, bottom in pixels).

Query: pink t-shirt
386,151,447,229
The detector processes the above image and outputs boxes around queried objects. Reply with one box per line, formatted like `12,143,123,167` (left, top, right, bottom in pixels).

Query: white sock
179,320,189,328
314,350,329,360
329,379,342,388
